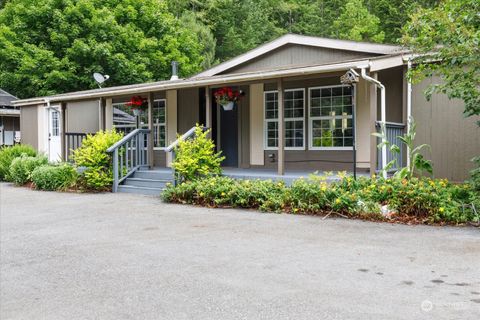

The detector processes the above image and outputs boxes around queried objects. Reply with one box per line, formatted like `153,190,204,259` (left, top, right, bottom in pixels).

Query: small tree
374,117,433,179
172,125,225,183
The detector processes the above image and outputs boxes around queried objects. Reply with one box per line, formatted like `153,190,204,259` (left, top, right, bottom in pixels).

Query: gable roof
0,89,18,107
193,34,404,78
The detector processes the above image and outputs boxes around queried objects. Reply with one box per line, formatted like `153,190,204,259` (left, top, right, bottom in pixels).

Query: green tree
402,0,480,119
0,0,206,98
332,0,385,43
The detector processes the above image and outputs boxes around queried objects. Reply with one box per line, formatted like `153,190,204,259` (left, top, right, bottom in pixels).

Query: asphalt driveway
1,183,479,320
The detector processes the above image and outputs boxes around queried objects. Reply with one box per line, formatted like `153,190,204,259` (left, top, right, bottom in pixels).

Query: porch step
133,169,173,180
117,169,174,196
124,177,172,188
117,185,164,196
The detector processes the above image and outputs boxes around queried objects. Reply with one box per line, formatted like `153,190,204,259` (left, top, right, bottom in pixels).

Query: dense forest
0,0,447,98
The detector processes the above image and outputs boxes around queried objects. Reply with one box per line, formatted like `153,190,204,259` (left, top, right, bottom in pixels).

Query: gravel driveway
1,183,479,319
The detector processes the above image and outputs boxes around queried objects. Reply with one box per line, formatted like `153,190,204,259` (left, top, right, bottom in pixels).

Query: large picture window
264,89,305,150
308,85,353,150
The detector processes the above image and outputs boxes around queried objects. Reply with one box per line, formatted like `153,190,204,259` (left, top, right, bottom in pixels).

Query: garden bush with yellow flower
162,173,479,225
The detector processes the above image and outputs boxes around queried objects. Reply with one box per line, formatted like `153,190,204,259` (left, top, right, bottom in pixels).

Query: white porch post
277,78,284,176
147,92,154,168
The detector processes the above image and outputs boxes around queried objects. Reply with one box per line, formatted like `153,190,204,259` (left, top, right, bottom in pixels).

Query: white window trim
152,98,167,150
308,85,354,151
112,99,168,150
263,88,306,151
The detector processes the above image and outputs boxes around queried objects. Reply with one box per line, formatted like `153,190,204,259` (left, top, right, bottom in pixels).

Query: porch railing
165,126,208,185
65,132,91,161
107,128,151,192
376,122,405,172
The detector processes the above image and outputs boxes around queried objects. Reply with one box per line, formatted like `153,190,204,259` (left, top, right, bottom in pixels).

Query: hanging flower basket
126,96,147,115
222,101,234,111
214,87,242,111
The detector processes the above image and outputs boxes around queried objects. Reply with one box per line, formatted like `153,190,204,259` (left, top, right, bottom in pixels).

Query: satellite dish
93,73,110,87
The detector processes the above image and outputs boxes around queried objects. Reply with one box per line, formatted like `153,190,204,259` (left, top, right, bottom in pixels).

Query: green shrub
162,174,480,224
470,156,480,191
71,130,123,191
0,144,37,181
31,164,78,191
172,125,225,182
9,155,48,185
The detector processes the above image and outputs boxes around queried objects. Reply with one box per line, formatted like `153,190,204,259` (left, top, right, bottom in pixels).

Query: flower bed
162,174,480,225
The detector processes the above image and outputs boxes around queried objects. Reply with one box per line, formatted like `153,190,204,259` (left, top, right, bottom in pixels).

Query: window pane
309,85,354,148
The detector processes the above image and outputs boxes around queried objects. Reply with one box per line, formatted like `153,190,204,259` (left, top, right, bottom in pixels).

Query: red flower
126,96,147,109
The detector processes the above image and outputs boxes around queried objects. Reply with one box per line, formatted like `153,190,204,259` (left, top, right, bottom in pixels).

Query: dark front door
219,105,238,167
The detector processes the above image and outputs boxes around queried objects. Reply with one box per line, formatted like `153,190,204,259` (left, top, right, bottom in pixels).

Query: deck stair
117,169,173,195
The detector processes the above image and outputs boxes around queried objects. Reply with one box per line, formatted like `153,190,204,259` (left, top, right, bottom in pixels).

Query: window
309,85,353,149
112,102,145,135
112,99,167,148
264,89,305,150
152,99,166,148
51,111,59,136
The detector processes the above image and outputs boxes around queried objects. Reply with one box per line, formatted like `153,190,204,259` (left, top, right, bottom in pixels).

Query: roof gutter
13,60,370,106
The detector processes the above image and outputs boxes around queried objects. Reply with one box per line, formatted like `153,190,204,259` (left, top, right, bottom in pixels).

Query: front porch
57,65,408,194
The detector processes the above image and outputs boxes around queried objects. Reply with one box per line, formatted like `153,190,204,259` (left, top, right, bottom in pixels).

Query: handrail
107,128,151,192
107,128,150,153
166,126,201,152
375,121,405,128
165,126,208,185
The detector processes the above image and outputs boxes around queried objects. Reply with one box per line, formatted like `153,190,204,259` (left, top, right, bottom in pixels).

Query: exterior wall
177,88,199,133
355,78,372,169
65,100,100,133
165,90,177,167
261,74,370,171
378,67,404,123
412,76,480,182
20,105,39,149
222,44,378,75
249,83,264,165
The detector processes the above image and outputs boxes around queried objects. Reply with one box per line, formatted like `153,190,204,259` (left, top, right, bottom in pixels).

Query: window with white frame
152,99,166,148
264,89,305,149
309,85,353,149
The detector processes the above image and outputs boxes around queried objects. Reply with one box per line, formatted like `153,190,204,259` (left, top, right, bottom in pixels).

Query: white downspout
359,66,387,179
406,59,412,168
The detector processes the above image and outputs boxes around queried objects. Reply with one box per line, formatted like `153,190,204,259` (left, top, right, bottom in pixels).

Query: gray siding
177,88,199,133
153,150,167,167
20,105,38,149
378,67,404,123
222,44,378,75
412,76,480,182
261,150,358,172
66,100,100,133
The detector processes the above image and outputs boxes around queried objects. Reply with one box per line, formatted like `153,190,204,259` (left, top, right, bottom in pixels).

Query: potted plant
214,87,242,111
126,96,147,116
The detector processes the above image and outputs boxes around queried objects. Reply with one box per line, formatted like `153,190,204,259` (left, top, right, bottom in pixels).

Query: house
12,34,480,191
0,89,20,146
